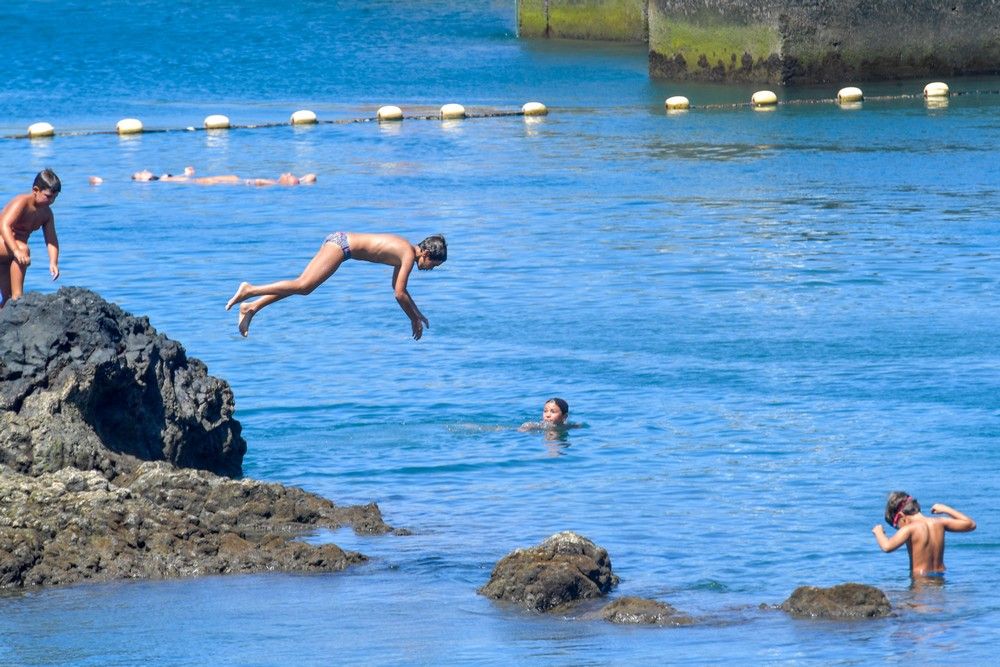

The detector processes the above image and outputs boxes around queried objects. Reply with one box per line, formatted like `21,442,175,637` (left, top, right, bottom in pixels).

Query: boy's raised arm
872,524,912,552
931,503,976,532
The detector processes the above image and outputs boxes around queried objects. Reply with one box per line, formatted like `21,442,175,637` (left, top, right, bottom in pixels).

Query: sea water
1,1,999,664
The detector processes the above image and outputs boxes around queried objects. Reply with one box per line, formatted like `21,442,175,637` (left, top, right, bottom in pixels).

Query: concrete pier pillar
518,0,648,42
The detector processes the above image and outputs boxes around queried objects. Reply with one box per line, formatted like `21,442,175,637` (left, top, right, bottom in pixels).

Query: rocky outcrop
1,288,244,478
0,289,393,589
0,463,393,588
478,532,619,612
599,596,694,625
780,583,892,619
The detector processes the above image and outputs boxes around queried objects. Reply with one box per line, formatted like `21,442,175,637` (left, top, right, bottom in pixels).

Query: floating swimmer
518,398,581,432
225,232,447,339
132,167,316,186
872,491,976,578
1,169,61,306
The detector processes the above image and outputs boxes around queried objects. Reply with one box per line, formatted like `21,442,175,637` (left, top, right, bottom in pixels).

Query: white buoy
116,118,144,135
203,114,231,130
665,95,690,111
290,109,318,125
923,81,950,98
27,122,55,138
521,101,548,116
836,87,864,104
751,90,778,107
377,105,404,121
440,103,466,120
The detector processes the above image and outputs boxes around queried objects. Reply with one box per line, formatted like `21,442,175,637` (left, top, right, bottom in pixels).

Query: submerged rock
478,531,619,612
1,287,245,477
0,289,393,589
780,583,891,619
599,596,694,626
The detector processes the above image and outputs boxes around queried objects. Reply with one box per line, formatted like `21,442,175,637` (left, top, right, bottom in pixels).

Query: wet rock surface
478,531,619,612
599,596,694,626
780,583,892,619
0,289,393,589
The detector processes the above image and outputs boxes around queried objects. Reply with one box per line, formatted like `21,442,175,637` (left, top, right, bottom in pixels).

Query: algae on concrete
649,3,781,81
518,0,548,37
518,0,647,42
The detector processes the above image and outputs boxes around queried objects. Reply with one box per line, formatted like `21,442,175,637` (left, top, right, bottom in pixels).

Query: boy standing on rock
872,491,976,577
1,169,62,306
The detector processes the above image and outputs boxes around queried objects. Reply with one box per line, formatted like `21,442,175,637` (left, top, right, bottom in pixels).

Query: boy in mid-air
872,491,976,577
0,169,61,306
226,232,446,339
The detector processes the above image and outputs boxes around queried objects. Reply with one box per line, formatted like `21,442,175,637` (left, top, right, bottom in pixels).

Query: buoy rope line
7,88,999,139
692,88,1000,110
3,109,535,141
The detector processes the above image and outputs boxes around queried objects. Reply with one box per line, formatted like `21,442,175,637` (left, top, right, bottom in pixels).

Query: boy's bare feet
226,282,251,311
238,303,256,337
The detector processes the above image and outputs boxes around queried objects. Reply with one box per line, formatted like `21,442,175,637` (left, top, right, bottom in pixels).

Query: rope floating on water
3,105,543,141
688,85,1000,111
8,86,1000,139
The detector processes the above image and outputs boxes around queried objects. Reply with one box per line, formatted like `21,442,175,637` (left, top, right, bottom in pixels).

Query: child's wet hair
546,397,569,416
885,491,920,526
34,168,61,194
419,234,447,262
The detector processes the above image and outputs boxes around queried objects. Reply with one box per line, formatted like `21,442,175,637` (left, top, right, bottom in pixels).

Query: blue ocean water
1,1,999,664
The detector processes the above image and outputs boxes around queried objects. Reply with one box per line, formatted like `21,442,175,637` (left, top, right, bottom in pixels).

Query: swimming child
519,398,579,431
0,169,61,306
225,232,446,339
872,491,976,577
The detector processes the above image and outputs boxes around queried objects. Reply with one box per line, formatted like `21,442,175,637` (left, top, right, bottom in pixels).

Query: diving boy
0,169,61,305
872,491,976,577
226,232,446,339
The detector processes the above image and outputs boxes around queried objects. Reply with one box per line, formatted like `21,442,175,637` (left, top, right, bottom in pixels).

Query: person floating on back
132,167,316,186
872,491,976,577
225,232,446,339
0,169,61,306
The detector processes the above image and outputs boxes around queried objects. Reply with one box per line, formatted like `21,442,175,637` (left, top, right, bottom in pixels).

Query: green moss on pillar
518,0,548,38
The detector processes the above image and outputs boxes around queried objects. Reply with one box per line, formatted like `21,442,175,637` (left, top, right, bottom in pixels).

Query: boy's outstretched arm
42,218,59,281
931,503,976,532
872,524,912,552
391,263,429,340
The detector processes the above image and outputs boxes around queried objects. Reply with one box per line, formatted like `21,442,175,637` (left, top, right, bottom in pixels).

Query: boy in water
872,491,976,577
226,232,446,339
0,169,61,306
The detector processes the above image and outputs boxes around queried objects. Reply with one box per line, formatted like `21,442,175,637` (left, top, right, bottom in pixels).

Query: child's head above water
885,491,920,528
542,397,569,425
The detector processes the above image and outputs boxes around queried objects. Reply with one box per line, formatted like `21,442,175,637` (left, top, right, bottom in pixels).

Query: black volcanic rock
1,287,245,477
781,583,892,619
479,531,619,612
0,288,394,589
